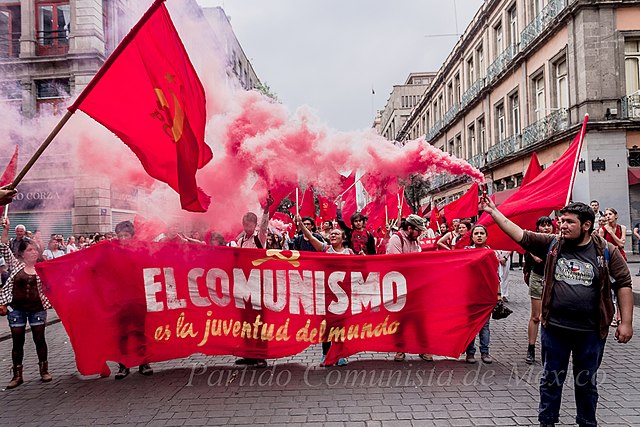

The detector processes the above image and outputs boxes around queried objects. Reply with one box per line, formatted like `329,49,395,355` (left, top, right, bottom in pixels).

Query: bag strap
254,234,263,249
395,231,405,251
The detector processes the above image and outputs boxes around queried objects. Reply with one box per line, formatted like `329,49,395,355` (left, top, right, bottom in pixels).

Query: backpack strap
254,234,263,249
546,236,558,257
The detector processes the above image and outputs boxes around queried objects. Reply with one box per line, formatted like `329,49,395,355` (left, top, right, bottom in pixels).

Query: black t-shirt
547,241,599,331
292,233,325,252
12,269,44,312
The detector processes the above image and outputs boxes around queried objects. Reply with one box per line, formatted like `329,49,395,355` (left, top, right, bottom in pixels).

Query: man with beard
481,197,633,427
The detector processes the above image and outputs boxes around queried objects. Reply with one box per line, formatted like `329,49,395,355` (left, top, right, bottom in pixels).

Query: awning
628,167,640,185
492,188,518,206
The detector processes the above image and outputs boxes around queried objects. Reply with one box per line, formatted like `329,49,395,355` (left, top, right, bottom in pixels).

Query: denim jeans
539,324,606,427
466,318,490,355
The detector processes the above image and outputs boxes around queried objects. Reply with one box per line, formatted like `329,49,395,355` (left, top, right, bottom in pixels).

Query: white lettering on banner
143,268,165,312
206,268,231,307
382,272,407,312
141,267,408,315
351,272,381,314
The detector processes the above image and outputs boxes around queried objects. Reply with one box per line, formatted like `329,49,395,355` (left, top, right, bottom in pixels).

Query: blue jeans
539,324,606,427
466,318,490,355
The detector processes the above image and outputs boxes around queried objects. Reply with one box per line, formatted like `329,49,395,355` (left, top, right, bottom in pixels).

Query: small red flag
340,173,358,221
317,195,337,221
299,185,316,218
428,205,441,233
0,145,18,217
443,182,479,222
521,152,543,187
70,1,212,212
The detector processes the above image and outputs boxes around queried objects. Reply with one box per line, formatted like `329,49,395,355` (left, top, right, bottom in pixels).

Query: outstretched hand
0,186,17,206
479,194,496,215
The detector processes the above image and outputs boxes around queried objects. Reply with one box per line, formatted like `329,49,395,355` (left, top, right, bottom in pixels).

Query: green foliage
254,81,279,102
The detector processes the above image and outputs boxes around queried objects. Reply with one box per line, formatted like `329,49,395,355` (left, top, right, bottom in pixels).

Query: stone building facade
391,0,640,252
0,0,259,237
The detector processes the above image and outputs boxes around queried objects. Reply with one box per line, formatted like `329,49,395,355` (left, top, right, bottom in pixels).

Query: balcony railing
0,33,20,58
520,0,568,51
461,78,485,109
36,29,69,56
468,153,486,170
442,103,459,127
426,118,444,142
621,93,640,119
429,173,456,191
486,44,518,84
487,134,521,163
522,108,569,147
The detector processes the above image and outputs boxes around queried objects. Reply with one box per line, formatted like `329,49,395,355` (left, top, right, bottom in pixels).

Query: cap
406,214,427,232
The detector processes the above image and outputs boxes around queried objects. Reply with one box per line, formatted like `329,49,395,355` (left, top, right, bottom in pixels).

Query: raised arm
295,215,325,252
480,194,524,243
437,232,452,250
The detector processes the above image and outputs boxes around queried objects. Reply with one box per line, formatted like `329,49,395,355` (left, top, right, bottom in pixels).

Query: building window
438,94,444,119
455,134,462,158
531,0,544,18
495,102,506,143
37,1,70,56
494,22,503,59
36,78,70,115
0,4,20,58
625,39,640,95
447,81,454,108
532,72,546,121
454,73,461,104
467,124,476,158
510,92,520,135
467,56,475,87
555,58,569,109
476,45,484,79
508,5,518,46
448,139,454,156
477,117,486,154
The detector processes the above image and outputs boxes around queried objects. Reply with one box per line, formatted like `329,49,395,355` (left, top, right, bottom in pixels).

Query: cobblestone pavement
1,273,639,427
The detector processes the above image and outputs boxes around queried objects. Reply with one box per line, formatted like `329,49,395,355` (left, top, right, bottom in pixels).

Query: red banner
36,242,499,374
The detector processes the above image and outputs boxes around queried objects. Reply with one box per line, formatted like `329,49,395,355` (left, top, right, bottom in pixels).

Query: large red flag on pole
478,115,589,250
69,0,212,212
443,182,479,221
428,205,441,233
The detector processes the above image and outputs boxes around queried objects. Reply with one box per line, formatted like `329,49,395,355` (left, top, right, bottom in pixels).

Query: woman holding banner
295,214,350,365
0,217,52,389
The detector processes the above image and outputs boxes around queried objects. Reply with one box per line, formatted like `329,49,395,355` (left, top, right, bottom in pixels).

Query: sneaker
394,352,406,362
481,353,493,364
115,364,130,380
465,353,477,364
336,358,348,366
320,354,326,366
418,353,433,362
235,358,257,366
635,272,640,277
525,351,535,365
502,296,509,303
138,363,153,376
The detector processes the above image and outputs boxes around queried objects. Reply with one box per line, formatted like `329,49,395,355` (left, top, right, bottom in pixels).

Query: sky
196,0,485,132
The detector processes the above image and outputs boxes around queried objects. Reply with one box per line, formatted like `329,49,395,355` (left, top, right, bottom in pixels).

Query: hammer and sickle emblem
252,249,301,267
154,88,184,142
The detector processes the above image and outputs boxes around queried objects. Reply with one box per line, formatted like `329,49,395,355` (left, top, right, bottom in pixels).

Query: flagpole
295,188,299,217
2,204,8,220
565,114,589,206
9,110,74,189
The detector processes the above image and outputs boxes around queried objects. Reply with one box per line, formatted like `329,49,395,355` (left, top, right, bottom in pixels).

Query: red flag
317,195,337,221
521,152,543,187
428,205,441,233
69,1,212,212
299,185,316,218
361,200,386,232
36,240,499,375
340,173,358,221
257,181,295,217
479,115,589,250
443,182,479,222
0,145,18,217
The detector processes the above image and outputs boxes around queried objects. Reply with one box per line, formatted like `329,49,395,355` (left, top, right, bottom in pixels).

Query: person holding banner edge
480,194,633,427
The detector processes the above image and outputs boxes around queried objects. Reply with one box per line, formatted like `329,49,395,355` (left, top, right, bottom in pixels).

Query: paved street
1,272,639,427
